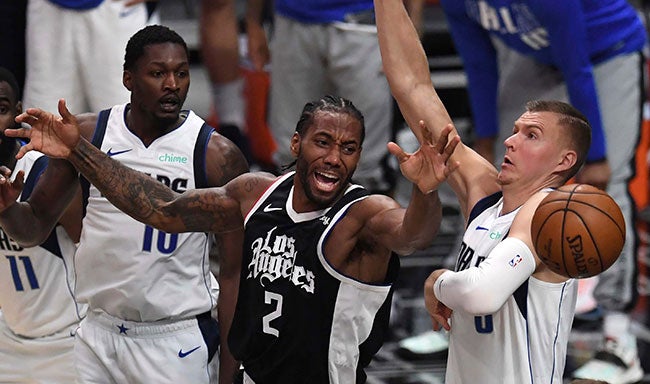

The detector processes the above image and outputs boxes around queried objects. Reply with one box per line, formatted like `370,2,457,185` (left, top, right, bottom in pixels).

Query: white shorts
24,0,159,114
0,311,78,383
75,311,219,383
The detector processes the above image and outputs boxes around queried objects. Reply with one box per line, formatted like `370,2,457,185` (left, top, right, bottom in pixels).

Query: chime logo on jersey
247,226,315,293
158,153,188,164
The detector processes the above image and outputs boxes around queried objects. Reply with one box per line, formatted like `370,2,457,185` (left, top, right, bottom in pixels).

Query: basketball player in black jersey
6,94,459,383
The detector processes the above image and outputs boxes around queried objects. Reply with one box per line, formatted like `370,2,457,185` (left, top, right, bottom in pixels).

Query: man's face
0,81,21,166
498,110,568,186
124,42,190,124
293,111,363,209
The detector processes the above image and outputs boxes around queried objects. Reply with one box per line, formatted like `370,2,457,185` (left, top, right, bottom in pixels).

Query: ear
290,132,300,157
15,100,22,115
123,70,132,91
557,149,577,173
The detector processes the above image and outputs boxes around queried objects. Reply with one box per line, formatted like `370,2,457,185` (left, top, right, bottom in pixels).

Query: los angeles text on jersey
247,226,315,293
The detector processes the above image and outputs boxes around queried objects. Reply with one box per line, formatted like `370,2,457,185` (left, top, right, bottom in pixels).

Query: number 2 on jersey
263,291,283,337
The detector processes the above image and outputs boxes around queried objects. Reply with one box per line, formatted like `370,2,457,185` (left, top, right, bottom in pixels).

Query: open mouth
313,170,340,193
159,95,180,112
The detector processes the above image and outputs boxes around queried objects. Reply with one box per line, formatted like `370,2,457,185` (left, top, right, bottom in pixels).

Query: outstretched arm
374,0,500,218
10,100,245,234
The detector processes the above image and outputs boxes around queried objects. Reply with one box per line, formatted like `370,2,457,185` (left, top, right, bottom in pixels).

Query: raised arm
11,100,247,235
374,0,500,218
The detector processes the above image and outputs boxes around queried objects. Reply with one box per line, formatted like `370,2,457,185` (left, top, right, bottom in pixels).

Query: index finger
4,126,32,140
15,107,51,124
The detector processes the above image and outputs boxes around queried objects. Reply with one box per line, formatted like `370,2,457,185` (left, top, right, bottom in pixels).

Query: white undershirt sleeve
433,237,536,315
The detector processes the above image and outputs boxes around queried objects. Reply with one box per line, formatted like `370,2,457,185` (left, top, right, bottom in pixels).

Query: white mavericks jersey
0,150,83,337
75,104,216,321
446,192,577,384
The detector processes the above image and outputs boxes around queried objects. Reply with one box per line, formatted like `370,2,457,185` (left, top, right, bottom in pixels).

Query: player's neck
125,106,185,147
501,176,561,214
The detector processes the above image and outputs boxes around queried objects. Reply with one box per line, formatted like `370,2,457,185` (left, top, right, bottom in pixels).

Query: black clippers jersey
229,172,399,383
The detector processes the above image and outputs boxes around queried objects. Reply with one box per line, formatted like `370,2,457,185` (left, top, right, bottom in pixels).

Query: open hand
9,99,81,160
388,122,460,194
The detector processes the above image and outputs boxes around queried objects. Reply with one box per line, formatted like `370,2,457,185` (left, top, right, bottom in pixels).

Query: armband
432,237,536,314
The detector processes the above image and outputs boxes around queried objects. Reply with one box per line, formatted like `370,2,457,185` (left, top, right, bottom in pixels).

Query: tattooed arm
10,100,270,234
77,138,251,233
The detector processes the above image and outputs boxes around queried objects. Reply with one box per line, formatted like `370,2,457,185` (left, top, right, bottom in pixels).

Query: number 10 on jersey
142,225,179,254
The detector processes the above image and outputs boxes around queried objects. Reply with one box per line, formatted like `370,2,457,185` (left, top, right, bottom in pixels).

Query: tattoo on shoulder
215,144,248,186
168,188,241,233
244,177,260,193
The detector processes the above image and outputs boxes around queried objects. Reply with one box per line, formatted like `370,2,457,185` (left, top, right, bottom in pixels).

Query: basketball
530,184,625,278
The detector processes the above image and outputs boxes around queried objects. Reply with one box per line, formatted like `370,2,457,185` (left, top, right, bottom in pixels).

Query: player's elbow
389,76,422,102
151,209,186,234
14,236,44,248
9,226,52,248
13,220,57,248
393,220,441,255
391,234,436,256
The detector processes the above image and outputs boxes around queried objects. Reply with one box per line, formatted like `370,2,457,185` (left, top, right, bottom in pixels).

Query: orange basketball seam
569,210,605,277
530,184,624,279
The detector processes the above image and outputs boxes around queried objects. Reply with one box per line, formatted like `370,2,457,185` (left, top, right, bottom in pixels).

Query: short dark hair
295,95,365,144
0,66,21,101
123,25,188,71
525,100,591,181
279,95,366,171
